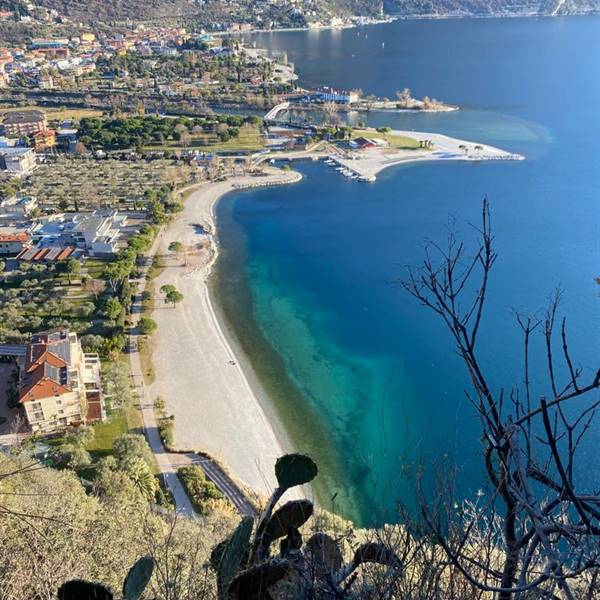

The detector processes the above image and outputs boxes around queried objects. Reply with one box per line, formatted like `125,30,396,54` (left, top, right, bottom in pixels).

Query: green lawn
87,410,129,459
352,129,420,150
147,125,265,153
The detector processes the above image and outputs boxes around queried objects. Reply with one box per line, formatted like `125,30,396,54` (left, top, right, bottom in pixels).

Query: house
0,147,37,174
30,209,129,256
314,87,359,105
2,110,47,138
0,231,30,255
0,195,37,220
32,128,56,151
0,330,104,433
349,137,389,150
70,209,128,256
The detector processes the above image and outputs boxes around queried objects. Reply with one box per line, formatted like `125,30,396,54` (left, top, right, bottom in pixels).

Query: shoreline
150,168,304,497
149,128,522,508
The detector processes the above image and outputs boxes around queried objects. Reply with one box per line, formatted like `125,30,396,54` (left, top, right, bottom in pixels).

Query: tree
168,241,184,264
112,433,153,467
104,297,123,320
53,444,92,470
138,317,157,336
120,456,159,502
80,334,104,353
83,278,106,299
403,200,600,599
64,425,95,448
160,284,184,308
148,198,168,225
62,258,81,285
396,87,412,107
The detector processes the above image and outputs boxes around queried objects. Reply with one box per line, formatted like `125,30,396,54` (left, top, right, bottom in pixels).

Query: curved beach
150,168,302,496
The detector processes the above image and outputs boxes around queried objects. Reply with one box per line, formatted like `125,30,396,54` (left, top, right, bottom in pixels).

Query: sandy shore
150,168,302,496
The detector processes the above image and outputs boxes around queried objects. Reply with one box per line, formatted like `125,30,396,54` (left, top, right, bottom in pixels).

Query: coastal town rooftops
19,330,74,403
0,231,29,243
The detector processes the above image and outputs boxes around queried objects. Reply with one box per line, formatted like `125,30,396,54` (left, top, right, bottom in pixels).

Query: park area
352,129,421,150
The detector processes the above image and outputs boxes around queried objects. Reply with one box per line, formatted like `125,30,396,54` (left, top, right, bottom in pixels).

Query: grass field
87,410,129,460
352,129,420,150
0,105,103,121
148,125,265,153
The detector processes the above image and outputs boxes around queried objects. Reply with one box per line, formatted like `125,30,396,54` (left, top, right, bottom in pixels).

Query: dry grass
0,105,103,121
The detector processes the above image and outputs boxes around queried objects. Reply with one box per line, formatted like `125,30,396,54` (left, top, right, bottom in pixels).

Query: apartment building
0,330,104,433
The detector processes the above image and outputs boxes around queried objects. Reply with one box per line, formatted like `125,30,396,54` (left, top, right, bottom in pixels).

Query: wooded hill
384,0,600,15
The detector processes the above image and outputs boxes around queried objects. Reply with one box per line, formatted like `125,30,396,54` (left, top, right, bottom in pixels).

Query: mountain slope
384,0,600,15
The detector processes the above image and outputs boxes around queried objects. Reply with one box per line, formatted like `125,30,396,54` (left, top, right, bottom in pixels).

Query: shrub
177,465,226,515
157,416,174,447
112,433,153,467
139,317,158,336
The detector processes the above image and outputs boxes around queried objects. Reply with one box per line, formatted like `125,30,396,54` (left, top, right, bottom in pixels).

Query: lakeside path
150,168,303,497
128,231,195,516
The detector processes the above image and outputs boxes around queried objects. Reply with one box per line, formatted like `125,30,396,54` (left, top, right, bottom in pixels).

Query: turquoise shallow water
216,17,600,526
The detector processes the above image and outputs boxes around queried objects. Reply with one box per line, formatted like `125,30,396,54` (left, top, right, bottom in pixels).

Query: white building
0,147,37,175
30,209,129,256
0,231,30,255
0,195,37,221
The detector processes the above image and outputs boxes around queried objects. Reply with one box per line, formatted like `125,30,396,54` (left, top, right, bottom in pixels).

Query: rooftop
0,231,29,243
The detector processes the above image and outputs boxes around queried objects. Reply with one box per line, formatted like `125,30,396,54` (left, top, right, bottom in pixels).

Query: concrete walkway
128,230,196,516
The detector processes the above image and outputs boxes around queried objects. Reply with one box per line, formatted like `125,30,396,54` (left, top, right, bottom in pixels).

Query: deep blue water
216,17,600,525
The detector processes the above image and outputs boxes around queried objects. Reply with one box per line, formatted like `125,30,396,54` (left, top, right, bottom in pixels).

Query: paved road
168,452,257,517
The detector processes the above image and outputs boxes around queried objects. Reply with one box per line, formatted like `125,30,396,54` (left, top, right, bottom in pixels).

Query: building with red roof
0,330,104,433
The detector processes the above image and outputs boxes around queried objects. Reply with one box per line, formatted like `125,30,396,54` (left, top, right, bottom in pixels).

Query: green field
352,129,420,150
148,125,265,153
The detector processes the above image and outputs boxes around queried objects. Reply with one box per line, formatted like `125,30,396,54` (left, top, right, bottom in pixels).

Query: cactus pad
123,555,154,600
58,580,114,600
227,559,290,600
352,543,402,571
263,500,313,547
305,533,343,577
274,454,317,489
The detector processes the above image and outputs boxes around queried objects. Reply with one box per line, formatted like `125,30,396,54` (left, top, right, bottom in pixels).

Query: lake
215,16,600,526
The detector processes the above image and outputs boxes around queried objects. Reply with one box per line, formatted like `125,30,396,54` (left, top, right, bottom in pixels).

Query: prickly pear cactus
352,542,403,571
305,533,343,577
263,500,313,547
274,454,318,490
215,516,254,591
123,555,154,600
57,580,114,600
228,559,290,600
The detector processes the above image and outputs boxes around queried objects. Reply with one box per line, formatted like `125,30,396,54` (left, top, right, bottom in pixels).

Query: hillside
384,0,600,15
8,0,598,26
30,0,383,26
